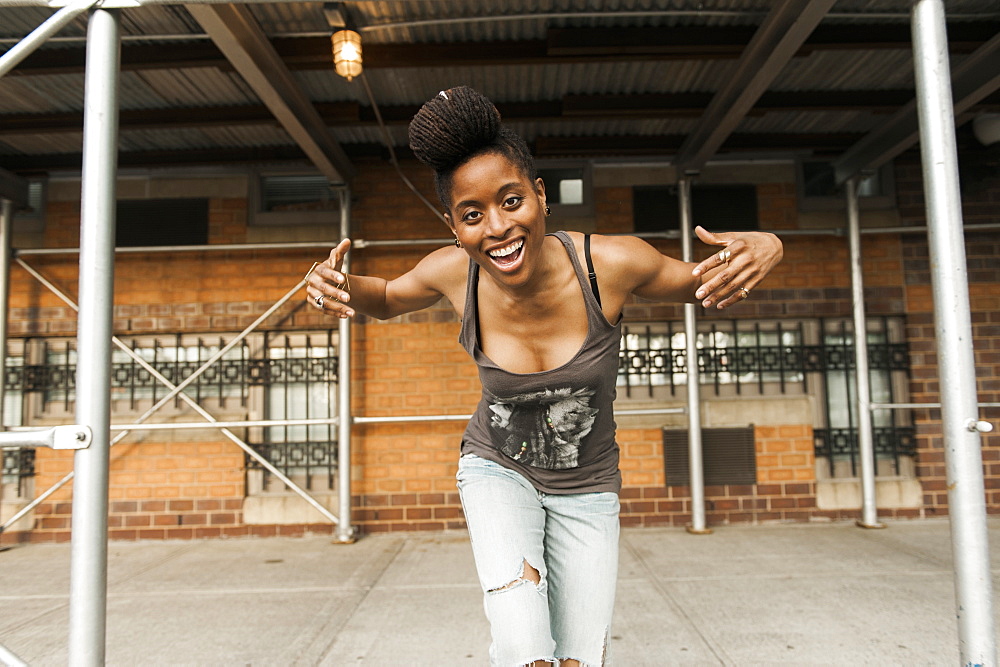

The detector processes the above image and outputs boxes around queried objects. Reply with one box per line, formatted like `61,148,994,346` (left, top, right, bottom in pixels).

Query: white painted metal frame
844,178,883,530
910,1,996,662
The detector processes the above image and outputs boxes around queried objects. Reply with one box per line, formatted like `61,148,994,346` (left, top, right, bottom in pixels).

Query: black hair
408,86,537,210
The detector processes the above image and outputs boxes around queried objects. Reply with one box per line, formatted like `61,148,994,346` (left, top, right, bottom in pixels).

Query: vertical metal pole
845,178,883,529
912,1,996,664
0,199,12,426
68,8,119,665
678,177,709,534
334,188,354,543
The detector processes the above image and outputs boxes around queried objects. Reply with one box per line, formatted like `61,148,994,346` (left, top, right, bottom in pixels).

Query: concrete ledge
0,500,34,533
816,478,922,510
242,493,339,525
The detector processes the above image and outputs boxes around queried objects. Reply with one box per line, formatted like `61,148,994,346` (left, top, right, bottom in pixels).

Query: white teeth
488,239,523,258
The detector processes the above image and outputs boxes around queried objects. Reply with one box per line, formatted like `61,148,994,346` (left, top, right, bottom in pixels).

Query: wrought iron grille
618,319,908,397
4,331,340,493
243,331,339,491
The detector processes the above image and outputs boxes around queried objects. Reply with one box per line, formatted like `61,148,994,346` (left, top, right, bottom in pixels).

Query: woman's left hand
690,226,784,309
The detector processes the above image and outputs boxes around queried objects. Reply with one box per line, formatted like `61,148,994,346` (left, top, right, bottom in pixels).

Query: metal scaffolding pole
0,199,12,427
335,188,355,543
0,0,99,78
912,1,997,664
67,7,119,665
677,177,709,534
845,178,883,529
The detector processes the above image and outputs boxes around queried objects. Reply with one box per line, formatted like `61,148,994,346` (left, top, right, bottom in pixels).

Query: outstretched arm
594,227,783,311
305,239,464,320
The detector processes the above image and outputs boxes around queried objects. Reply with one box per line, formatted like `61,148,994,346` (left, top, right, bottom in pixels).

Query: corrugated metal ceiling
0,0,998,168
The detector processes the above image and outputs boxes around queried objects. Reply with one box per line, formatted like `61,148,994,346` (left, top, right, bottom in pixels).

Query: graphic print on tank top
486,386,598,470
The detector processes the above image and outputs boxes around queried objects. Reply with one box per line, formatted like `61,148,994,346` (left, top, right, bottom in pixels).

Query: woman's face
446,152,547,289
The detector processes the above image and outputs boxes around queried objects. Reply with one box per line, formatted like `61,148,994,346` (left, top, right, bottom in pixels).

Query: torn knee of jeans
487,558,542,594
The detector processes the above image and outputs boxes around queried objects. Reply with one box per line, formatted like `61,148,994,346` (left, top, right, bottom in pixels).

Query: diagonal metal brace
0,425,93,450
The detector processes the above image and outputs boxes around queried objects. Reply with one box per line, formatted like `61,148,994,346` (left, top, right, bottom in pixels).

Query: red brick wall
4,154,999,542
896,156,1000,515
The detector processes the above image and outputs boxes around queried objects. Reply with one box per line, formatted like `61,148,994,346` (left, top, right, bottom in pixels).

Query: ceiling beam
832,29,1000,184
10,23,998,77
1,131,869,173
535,132,862,157
184,3,355,184
10,91,998,138
672,0,838,172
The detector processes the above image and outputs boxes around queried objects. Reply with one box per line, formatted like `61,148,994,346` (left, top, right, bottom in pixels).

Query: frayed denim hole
486,558,543,595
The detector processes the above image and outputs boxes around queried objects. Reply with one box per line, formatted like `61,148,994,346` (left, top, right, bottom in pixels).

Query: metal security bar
245,331,339,492
618,318,907,393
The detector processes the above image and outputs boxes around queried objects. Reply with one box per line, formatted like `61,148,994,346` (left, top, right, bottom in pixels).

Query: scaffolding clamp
0,425,93,450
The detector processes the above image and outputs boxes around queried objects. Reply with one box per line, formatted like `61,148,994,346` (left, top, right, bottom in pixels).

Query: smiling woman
305,86,783,667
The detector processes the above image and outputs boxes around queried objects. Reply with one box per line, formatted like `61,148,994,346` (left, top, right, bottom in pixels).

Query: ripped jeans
457,453,620,667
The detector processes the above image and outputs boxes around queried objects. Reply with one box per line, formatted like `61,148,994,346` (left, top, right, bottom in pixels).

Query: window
253,174,343,226
537,161,593,217
618,320,804,399
797,160,895,211
633,184,758,233
618,317,914,478
2,343,31,500
116,199,209,247
245,331,339,494
813,318,913,478
11,179,46,234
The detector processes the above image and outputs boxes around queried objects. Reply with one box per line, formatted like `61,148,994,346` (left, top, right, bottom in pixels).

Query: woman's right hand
306,239,355,318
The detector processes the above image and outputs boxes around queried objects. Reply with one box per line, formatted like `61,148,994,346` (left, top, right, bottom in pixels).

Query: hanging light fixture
331,29,363,81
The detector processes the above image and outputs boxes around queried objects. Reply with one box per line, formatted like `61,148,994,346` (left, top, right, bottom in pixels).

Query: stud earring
545,206,551,216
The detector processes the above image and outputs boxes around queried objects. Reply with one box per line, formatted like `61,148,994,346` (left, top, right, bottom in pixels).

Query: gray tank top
459,231,623,494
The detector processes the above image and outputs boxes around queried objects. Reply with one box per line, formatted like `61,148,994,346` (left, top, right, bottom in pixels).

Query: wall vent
663,426,756,486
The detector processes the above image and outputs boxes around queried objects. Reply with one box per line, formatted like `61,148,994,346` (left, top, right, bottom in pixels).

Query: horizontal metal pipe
87,407,693,432
12,222,1000,258
871,402,1000,410
109,417,340,431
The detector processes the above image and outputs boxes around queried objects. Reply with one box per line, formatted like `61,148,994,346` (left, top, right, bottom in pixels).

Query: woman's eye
462,211,482,223
503,196,523,207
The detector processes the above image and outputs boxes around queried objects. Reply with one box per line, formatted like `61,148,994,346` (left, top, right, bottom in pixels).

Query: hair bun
408,86,502,172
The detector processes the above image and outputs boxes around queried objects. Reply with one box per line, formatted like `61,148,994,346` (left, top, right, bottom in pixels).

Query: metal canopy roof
1,0,999,178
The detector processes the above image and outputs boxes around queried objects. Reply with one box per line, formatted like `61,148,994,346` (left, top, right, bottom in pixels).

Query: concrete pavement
2,518,999,665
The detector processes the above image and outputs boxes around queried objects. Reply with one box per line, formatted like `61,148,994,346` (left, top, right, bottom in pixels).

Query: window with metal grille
244,331,339,493
813,318,914,478
8,332,340,494
2,344,30,500
618,318,913,478
618,320,805,399
38,336,249,411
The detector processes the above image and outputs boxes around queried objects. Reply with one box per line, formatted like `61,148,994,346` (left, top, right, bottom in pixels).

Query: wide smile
486,238,524,270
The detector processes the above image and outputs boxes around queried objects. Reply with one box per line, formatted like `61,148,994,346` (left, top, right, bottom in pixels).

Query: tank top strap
550,231,606,327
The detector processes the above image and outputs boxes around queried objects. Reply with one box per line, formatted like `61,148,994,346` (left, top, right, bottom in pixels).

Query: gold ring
738,287,750,300
718,249,731,263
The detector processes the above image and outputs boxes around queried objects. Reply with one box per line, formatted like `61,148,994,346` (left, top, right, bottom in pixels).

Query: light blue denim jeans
457,453,620,667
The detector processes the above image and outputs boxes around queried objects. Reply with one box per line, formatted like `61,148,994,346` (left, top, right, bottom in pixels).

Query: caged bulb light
331,29,363,81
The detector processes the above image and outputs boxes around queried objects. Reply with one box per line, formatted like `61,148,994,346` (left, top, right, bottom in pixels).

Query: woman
307,86,783,666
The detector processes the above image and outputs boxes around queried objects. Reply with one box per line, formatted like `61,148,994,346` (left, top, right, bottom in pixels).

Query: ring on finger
315,294,325,308
738,287,750,300
718,248,731,263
